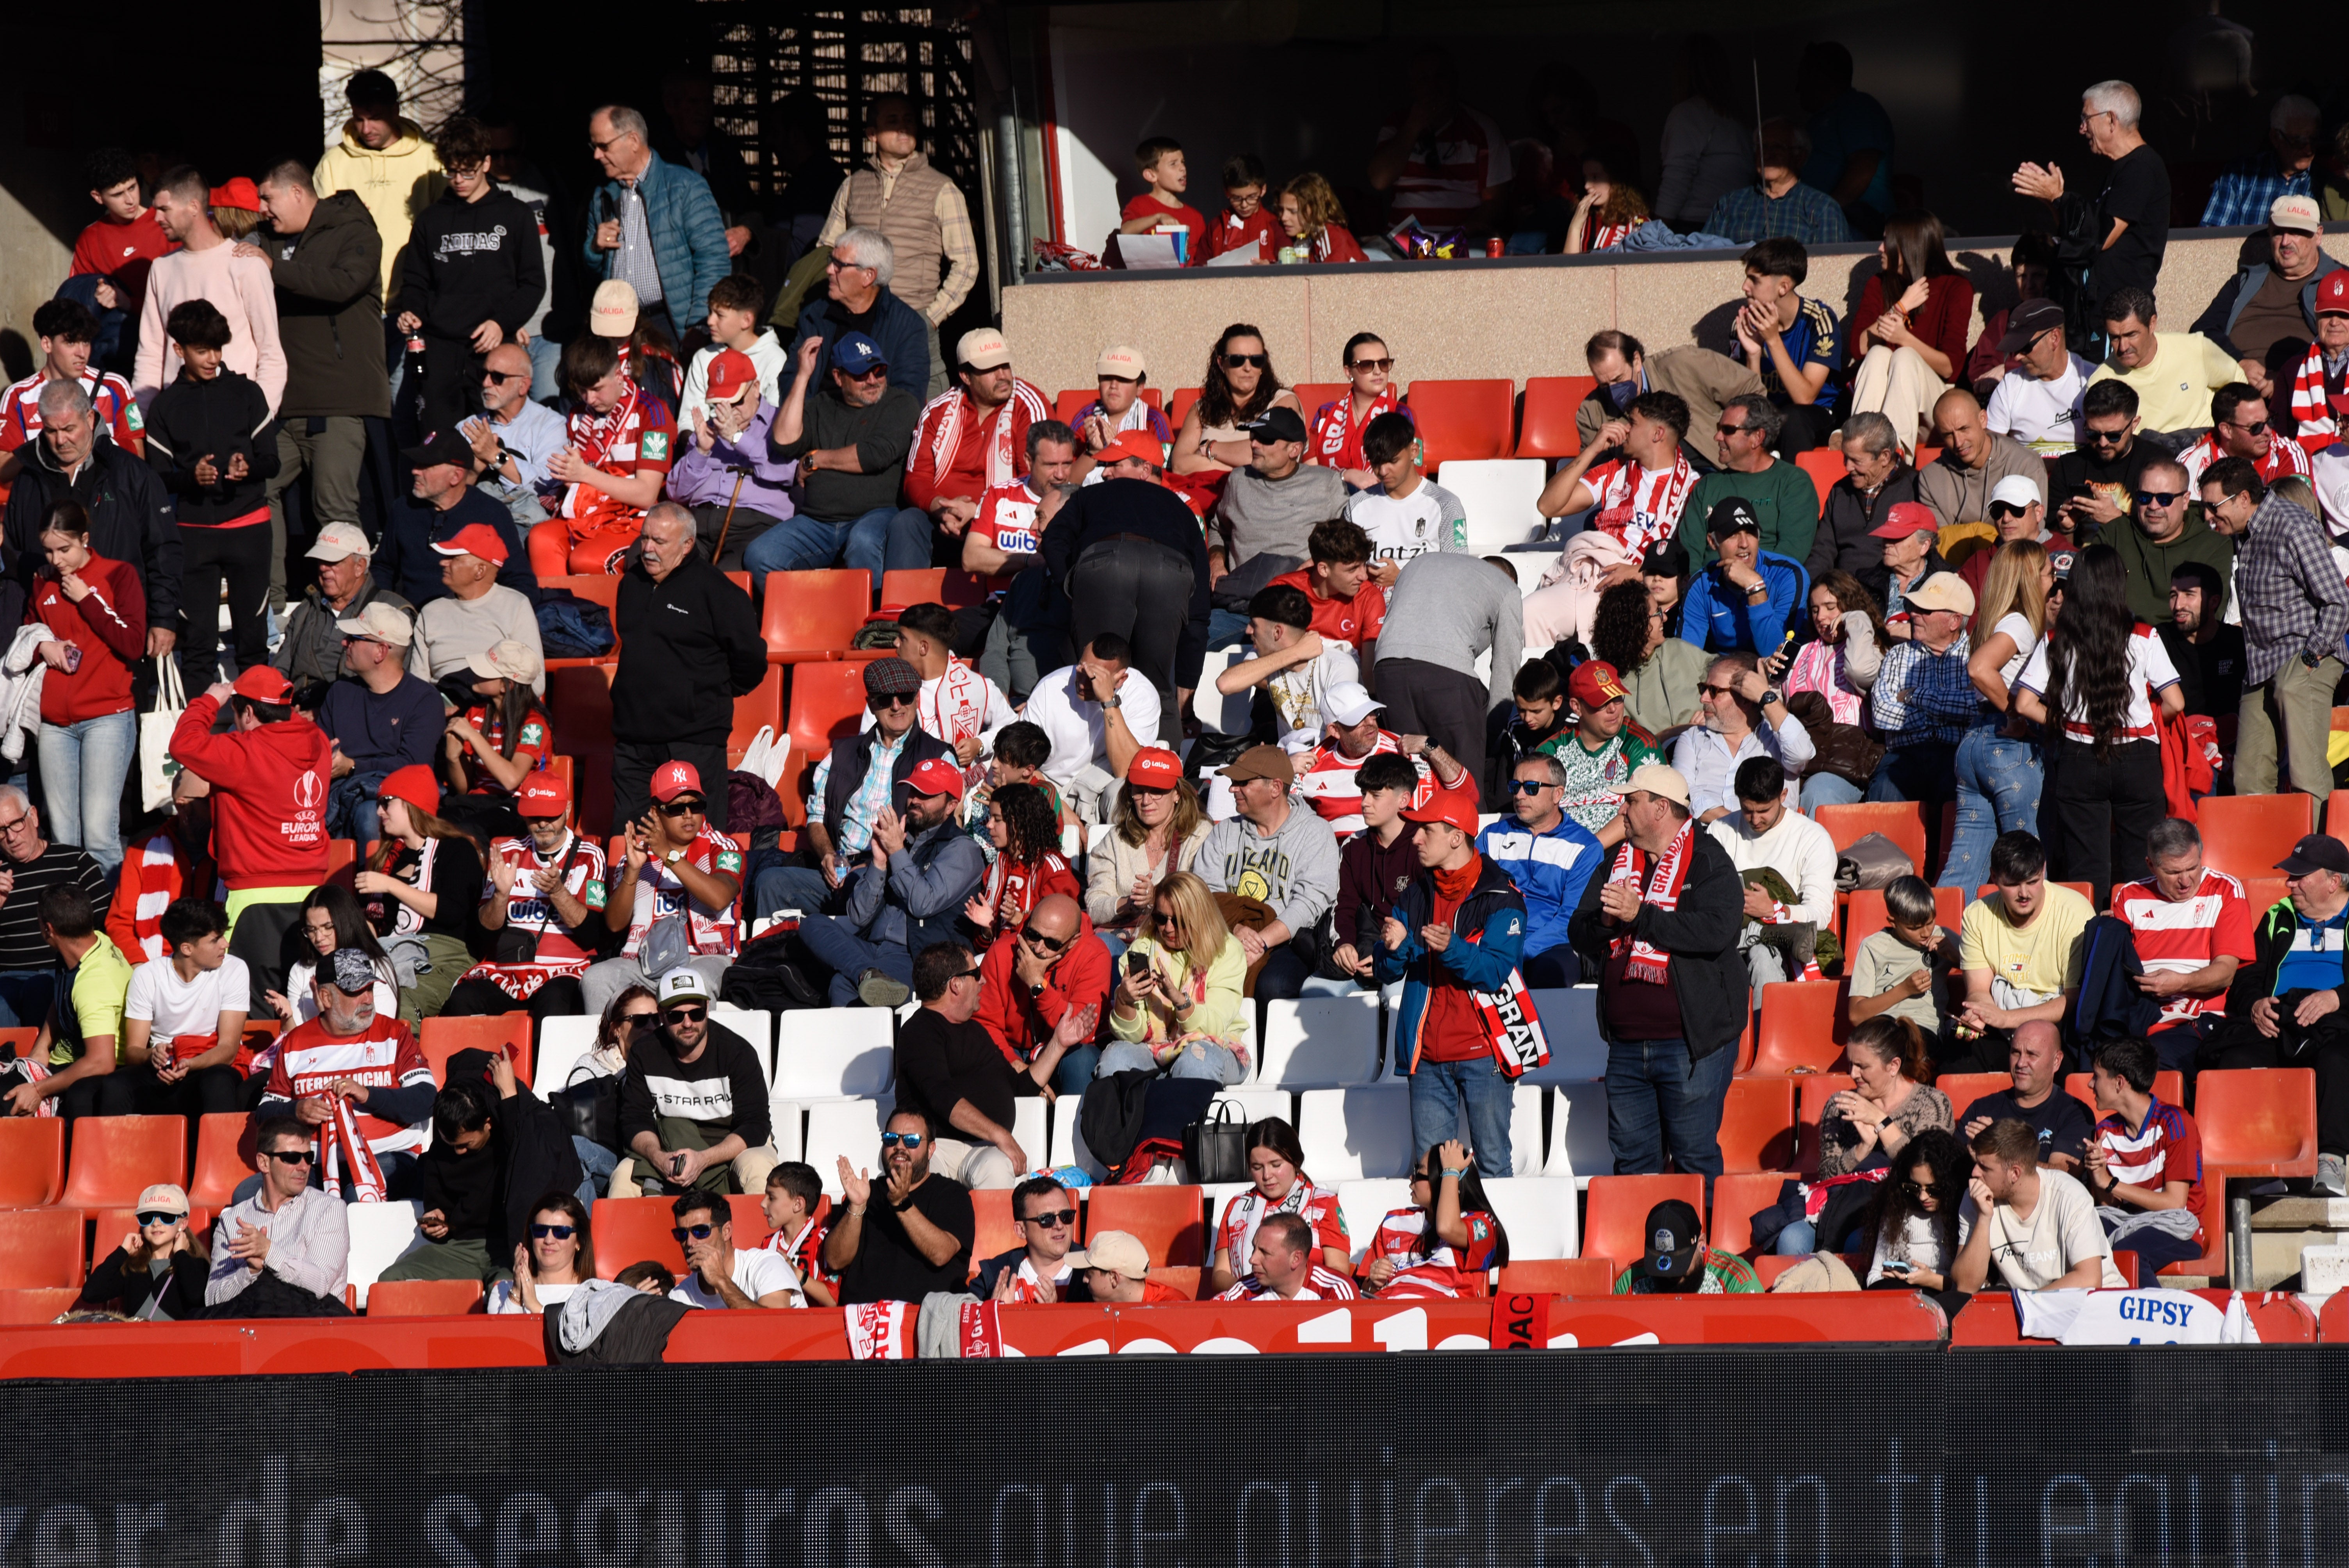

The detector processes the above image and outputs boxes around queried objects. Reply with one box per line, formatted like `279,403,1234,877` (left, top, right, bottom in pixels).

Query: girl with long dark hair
963,781,1079,937
1359,1137,1511,1297
1848,209,1977,452
1205,1116,1350,1294
1588,574,1706,735
2012,544,2181,908
264,884,397,1025
1861,1126,1972,1317
1171,323,1301,475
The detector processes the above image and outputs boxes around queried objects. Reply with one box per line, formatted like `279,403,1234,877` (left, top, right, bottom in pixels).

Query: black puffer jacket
262,190,389,419
0,433,181,625
144,367,282,524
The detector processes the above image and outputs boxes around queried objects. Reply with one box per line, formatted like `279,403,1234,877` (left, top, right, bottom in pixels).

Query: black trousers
228,898,309,1001
613,736,730,836
177,522,272,687
58,1073,137,1119
1776,402,1836,456
415,333,481,436
2045,737,2164,913
118,1062,252,1118
688,502,783,575
1374,658,1497,805
443,974,586,1026
1068,541,1195,748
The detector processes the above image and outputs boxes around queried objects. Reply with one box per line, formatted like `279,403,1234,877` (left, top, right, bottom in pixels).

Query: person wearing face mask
253,945,438,1202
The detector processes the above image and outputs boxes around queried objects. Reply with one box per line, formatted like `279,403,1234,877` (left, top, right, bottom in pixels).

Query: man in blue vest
1478,752,1604,987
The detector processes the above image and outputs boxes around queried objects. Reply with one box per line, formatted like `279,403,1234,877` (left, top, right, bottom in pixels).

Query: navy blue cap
832,333,888,376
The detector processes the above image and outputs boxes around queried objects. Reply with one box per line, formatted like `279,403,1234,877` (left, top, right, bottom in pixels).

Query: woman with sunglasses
77,1182,210,1320
1307,333,1406,489
1084,748,1207,957
963,782,1080,940
562,986,660,1197
352,764,485,1024
1856,1126,1971,1316
1777,570,1886,809
487,1191,596,1314
1207,1115,1349,1295
1171,323,1301,476
1276,173,1366,265
263,884,399,1027
586,761,741,1016
1101,871,1248,1084
1359,1139,1510,1299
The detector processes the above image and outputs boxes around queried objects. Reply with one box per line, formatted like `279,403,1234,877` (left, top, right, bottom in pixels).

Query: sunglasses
1348,356,1393,372
2225,417,2269,435
670,1224,718,1242
2084,427,2129,445
663,1005,707,1023
869,693,915,710
1989,503,2026,520
881,1132,927,1149
1020,925,1070,953
2133,490,2185,508
480,369,526,385
1509,779,1556,795
843,365,889,382
1715,421,1754,437
1020,1208,1078,1228
136,1211,183,1227
655,798,705,816
620,1010,659,1026
1698,682,1740,697
266,1148,315,1165
1153,910,1183,928
529,1223,576,1240
1221,353,1269,369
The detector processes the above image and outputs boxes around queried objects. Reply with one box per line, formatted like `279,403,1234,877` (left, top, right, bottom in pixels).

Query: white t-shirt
1263,644,1361,753
1985,354,2094,455
670,1245,804,1309
1958,1169,2127,1291
487,1279,581,1315
1343,480,1464,566
124,954,251,1042
1863,1209,1971,1285
1988,611,2040,690
1025,664,1164,788
2016,623,2179,737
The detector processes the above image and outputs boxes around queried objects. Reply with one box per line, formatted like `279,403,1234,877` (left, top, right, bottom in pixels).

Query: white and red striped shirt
259,1016,435,1155
1294,731,1405,833
1582,453,1695,559
2110,870,2255,1023
1216,1266,1358,1302
0,368,142,455
2178,428,2311,486
968,481,1044,593
1364,1205,1502,1299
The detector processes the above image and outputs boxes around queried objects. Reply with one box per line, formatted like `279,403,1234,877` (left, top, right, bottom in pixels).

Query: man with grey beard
251,945,439,1200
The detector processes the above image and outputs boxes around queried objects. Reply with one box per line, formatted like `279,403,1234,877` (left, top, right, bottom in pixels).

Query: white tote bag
138,656,187,813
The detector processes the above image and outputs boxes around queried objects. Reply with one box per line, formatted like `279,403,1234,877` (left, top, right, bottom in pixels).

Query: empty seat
1515,376,1597,460
0,1118,65,1207
2197,793,2314,881
60,1115,187,1212
1581,1173,1704,1267
534,1015,600,1097
1522,987,1605,1082
1795,450,1843,508
1258,995,1381,1089
969,1188,1021,1270
1085,1185,1207,1267
344,1201,424,1308
1440,458,1549,554
1404,379,1513,473
770,1009,895,1100
1481,1174,1579,1261
590,1196,690,1279
708,1006,775,1082
366,1278,484,1316
1707,1171,1793,1256
1295,1086,1414,1180
1717,1076,1798,1173
879,568,987,610
0,1287,81,1324
0,1207,86,1287
1335,1178,1413,1266
1494,1257,1615,1296
1814,802,1927,873
1545,1081,1610,1187
419,1013,533,1087
189,1112,258,1208
730,666,787,761
1750,980,1846,1075
762,569,870,661
804,1100,886,1197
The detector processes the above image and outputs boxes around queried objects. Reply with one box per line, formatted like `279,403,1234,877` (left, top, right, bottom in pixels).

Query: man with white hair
272,522,411,688
0,379,181,654
2191,194,2344,400
779,225,929,405
582,103,729,347
2013,81,2170,319
2200,94,2323,228
461,340,568,531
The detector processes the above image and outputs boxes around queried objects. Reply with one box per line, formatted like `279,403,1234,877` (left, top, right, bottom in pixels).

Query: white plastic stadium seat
1296,1086,1413,1181
804,1100,885,1197
770,1009,895,1101
1011,1098,1048,1176
1522,987,1607,1083
1046,1098,1102,1179
710,1006,775,1083
345,1201,424,1308
1194,647,1255,736
1256,995,1381,1089
533,1016,598,1096
1440,458,1549,555
766,1101,807,1165
1482,1174,1579,1261
1336,1178,1413,1265
1547,1081,1611,1190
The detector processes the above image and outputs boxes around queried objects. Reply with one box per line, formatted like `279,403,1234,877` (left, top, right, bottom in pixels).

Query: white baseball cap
306,521,372,563
1990,474,2042,511
1322,681,1385,728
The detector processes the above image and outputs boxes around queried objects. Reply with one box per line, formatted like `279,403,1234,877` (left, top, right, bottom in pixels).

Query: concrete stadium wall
1003,228,2349,398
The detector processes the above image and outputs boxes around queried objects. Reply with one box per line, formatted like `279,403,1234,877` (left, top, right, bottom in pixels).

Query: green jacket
2103,504,2235,630
1684,459,1821,570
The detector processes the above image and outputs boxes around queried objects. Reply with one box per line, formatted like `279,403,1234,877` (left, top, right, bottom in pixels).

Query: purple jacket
665,402,797,519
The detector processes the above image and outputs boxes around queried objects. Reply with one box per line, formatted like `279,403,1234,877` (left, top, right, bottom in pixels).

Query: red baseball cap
378,764,440,816
517,773,570,819
1399,775,1481,836
705,349,760,404
1568,660,1628,710
649,761,703,803
1094,431,1164,471
230,666,294,704
2319,270,2349,317
1869,501,1940,541
906,757,966,800
431,523,510,566
1127,747,1182,789
209,178,260,212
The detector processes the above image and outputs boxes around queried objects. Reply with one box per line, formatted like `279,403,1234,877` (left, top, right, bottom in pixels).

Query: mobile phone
670,1152,688,1177
1125,950,1150,976
1882,1259,1911,1275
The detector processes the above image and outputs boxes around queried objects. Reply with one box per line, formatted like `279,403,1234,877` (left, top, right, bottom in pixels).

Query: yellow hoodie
312,118,448,298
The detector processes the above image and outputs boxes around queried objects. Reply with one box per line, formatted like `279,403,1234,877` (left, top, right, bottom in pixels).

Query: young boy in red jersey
1115,137,1206,264
1203,153,1279,264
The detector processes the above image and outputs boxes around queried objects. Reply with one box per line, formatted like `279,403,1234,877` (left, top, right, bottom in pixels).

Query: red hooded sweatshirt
168,693,331,889
975,917,1111,1071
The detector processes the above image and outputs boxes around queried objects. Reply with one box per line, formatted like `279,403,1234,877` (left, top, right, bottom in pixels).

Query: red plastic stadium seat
1707,1172,1791,1257
2241,877,2287,918
0,1118,65,1207
0,1288,80,1324
1915,447,1942,468
2197,793,2314,881
367,1278,485,1316
60,1116,186,1212
879,568,987,611
324,838,360,888
1813,803,1926,873
1285,383,1345,425
1796,450,1843,509
787,661,870,756
1843,885,1964,951
1581,1174,1704,1270
762,568,870,663
1717,1077,1797,1173
1935,1073,2013,1116
1750,980,1846,1075
189,1113,259,1209
1495,1257,1616,1296
1516,376,1597,460
0,1208,86,1287
730,665,786,760
591,1197,689,1279
2199,1066,2319,1168
1796,1074,1857,1175
1086,1184,1206,1267
1169,387,1202,428
1403,379,1513,474
420,1014,533,1088
2060,1071,2183,1116
1145,1266,1204,1300
969,1189,1021,1276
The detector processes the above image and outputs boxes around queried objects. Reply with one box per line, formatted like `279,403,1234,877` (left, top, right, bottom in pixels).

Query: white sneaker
2317,1153,2347,1198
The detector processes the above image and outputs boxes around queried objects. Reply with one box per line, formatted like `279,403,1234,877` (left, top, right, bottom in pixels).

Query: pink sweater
134,240,287,415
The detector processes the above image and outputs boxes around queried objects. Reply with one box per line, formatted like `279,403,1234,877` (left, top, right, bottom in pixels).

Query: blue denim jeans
742,505,898,595
755,864,841,920
886,507,951,579
1939,728,2042,892
572,1135,618,1206
525,334,562,403
1407,1054,1515,1178
796,915,909,1005
0,970,57,1030
1604,1037,1735,1191
1100,1038,1246,1085
1800,770,1864,811
37,708,136,874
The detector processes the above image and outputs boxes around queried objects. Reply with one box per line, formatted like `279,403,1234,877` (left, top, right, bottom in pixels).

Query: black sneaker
856,968,912,1009
772,959,821,1009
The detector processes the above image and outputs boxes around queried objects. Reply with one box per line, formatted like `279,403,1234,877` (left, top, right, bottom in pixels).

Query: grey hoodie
1197,801,1340,934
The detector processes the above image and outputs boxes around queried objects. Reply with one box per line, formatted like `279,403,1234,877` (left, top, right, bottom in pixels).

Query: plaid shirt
1706,181,1856,246
1872,633,1978,746
2233,494,2349,686
2199,153,2313,228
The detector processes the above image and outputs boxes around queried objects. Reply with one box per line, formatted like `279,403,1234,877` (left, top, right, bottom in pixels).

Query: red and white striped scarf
5,1055,57,1117
1607,821,1694,984
123,831,225,961
1590,451,1695,559
2287,340,2349,438
319,1097,387,1203
924,390,1021,493
1310,385,1400,467
847,1300,914,1359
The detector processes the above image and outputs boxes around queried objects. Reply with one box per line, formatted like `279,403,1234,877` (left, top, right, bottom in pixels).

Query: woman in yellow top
1099,871,1249,1085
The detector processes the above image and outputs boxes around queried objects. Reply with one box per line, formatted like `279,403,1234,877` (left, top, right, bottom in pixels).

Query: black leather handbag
1182,1098,1251,1185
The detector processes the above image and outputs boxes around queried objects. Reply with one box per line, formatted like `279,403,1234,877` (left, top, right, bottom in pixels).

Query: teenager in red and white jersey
2176,384,2311,487
889,603,1015,783
1215,1211,1360,1301
1207,1116,1351,1294
1359,1139,1508,1299
964,422,1078,588
1294,686,1407,833
1308,333,1405,486
0,298,142,482
585,761,742,1016
256,945,438,1189
447,772,608,1022
1535,391,1697,561
756,1161,838,1307
2108,816,2255,1071
531,332,674,577
966,782,1080,938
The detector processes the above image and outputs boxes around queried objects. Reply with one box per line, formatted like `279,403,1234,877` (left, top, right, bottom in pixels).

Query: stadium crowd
7,59,2349,1325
